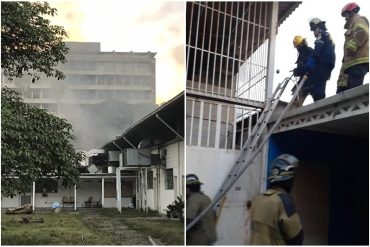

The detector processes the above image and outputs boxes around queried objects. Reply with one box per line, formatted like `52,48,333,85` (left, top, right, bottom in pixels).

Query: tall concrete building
3,41,156,118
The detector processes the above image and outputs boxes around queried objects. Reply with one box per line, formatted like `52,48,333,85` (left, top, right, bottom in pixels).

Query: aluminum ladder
186,74,307,231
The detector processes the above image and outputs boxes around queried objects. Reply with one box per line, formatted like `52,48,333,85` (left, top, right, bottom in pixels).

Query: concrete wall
145,141,184,213
1,194,20,208
186,146,264,245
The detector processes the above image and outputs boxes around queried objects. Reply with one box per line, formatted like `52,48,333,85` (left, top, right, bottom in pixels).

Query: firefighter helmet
293,35,305,48
186,174,203,185
309,17,325,31
268,154,299,184
341,2,360,17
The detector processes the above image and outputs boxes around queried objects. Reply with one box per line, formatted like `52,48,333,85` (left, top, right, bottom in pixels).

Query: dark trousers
307,73,329,102
337,63,369,93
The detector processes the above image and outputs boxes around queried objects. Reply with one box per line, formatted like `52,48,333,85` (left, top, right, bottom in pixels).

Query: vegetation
167,196,184,222
1,2,82,197
123,218,184,245
1,211,113,245
1,1,68,82
1,87,84,197
2,209,184,245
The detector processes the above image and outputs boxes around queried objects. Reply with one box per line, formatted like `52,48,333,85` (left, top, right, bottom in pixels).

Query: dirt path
78,210,163,245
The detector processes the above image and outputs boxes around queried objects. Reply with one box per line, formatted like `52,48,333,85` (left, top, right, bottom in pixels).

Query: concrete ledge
270,84,369,123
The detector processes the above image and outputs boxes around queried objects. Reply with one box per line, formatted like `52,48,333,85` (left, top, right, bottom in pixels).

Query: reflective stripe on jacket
342,14,369,71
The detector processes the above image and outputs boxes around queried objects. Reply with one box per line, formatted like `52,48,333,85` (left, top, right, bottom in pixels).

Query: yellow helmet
293,35,305,48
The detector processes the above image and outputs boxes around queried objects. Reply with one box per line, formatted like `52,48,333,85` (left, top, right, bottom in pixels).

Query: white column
116,168,122,213
74,184,77,211
215,104,222,148
135,172,139,209
265,2,279,102
32,181,35,211
102,178,105,208
144,169,148,212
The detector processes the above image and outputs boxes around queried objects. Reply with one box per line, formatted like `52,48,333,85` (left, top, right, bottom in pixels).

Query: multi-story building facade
2,42,157,150
2,42,156,118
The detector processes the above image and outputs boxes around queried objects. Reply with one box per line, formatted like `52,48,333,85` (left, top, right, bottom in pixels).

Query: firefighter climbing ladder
186,74,307,231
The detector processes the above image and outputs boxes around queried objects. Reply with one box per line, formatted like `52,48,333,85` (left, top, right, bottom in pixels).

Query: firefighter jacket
249,187,304,245
294,45,314,78
186,192,217,245
342,13,369,72
311,30,336,80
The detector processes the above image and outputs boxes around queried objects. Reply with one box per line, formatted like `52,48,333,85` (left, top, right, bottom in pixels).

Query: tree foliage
1,87,84,197
1,1,69,82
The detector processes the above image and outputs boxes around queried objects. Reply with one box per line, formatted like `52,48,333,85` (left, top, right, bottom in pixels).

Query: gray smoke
68,99,157,150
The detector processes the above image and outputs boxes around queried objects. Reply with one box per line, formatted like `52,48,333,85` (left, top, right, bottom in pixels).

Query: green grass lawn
1,209,184,245
1,211,113,245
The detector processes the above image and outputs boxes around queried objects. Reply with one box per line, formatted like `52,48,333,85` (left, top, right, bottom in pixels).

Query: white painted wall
144,141,184,214
186,146,264,245
1,194,20,208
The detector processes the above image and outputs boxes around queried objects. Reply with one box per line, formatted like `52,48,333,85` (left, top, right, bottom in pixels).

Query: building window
165,169,174,190
32,89,41,98
147,171,153,189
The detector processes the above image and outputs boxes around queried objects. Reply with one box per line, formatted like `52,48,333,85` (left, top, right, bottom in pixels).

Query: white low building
1,92,184,214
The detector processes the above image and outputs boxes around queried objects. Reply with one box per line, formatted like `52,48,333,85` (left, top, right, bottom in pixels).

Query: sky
274,0,369,104
48,0,185,105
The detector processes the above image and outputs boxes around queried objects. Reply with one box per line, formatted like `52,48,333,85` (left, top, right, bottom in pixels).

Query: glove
305,57,316,71
293,68,298,76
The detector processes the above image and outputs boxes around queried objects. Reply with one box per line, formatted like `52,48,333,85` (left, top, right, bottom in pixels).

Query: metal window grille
186,2,274,149
186,2,270,102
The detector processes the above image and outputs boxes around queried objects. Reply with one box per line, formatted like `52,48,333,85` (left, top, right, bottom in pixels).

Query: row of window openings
25,90,153,100
13,75,153,87
61,62,153,74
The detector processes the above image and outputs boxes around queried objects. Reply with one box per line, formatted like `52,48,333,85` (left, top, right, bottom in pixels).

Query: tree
1,1,68,82
1,87,85,197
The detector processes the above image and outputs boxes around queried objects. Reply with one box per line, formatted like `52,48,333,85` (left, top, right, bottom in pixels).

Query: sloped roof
102,91,184,151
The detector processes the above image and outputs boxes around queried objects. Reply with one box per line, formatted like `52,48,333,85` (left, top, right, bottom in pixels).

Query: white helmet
268,154,299,184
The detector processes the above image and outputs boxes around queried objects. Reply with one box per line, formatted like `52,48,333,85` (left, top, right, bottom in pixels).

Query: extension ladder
186,74,307,231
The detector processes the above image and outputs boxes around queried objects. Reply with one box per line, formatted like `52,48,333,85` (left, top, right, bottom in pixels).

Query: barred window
147,171,153,189
165,169,174,190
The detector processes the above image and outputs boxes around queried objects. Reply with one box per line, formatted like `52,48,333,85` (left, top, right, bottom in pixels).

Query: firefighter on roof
292,35,314,107
304,17,336,102
337,2,369,93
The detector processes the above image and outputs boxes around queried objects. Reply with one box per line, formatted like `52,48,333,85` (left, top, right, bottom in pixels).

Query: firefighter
337,2,369,93
249,154,304,245
305,18,336,101
186,174,217,245
292,35,314,107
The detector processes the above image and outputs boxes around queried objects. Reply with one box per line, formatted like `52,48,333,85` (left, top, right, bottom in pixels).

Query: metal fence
186,1,270,102
186,2,273,149
186,98,262,150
